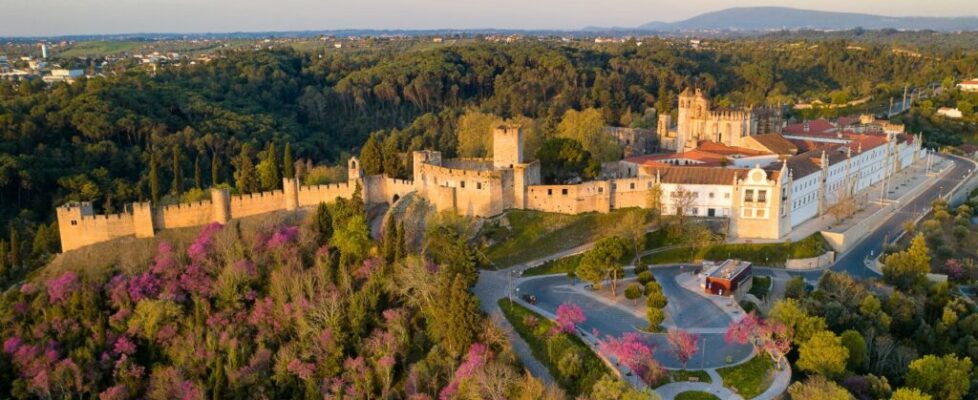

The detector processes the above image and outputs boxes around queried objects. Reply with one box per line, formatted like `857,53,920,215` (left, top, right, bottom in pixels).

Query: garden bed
717,356,775,399
498,299,612,396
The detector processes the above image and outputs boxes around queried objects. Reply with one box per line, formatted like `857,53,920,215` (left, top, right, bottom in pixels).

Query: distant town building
958,79,978,92
701,259,753,297
43,68,84,84
40,43,48,59
937,107,963,119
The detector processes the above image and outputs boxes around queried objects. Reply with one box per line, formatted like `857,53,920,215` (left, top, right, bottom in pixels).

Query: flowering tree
554,303,586,334
725,312,792,368
46,271,78,304
439,343,489,400
599,332,664,385
666,328,700,369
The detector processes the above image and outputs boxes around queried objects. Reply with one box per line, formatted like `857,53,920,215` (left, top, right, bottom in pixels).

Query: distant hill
635,7,978,32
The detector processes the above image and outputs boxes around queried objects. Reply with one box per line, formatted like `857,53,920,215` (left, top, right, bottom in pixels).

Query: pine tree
194,154,203,189
382,134,402,178
171,147,183,195
9,225,19,270
211,152,221,186
283,142,294,179
149,153,160,204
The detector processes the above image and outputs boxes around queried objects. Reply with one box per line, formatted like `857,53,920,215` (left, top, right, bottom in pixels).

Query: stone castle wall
154,200,214,230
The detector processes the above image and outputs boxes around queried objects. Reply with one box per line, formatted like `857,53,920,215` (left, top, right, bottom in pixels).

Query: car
521,294,537,304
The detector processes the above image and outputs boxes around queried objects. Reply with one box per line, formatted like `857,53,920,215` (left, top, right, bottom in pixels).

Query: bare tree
827,182,857,224
647,182,664,223
671,185,697,229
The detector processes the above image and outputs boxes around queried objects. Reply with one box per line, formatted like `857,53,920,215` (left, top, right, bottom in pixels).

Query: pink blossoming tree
724,312,792,368
666,328,700,369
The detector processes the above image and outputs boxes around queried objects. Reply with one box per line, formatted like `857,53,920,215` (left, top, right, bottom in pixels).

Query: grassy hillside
478,208,652,268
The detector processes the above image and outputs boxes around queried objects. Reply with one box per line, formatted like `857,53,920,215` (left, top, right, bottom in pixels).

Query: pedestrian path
654,363,791,400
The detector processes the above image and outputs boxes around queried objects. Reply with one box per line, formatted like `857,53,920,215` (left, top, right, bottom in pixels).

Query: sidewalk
675,272,746,323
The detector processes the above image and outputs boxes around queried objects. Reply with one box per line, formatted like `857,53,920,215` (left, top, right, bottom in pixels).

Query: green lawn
749,276,772,299
481,208,651,267
641,233,828,267
675,391,721,400
524,253,583,276
657,369,711,387
498,299,611,396
717,356,775,399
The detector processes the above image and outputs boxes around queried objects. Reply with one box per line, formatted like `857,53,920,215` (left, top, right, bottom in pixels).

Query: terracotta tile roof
783,119,837,135
766,154,821,179
623,150,727,166
696,141,768,156
642,166,777,185
960,80,978,85
748,134,798,155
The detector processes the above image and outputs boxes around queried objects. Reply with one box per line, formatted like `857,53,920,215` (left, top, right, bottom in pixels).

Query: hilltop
635,6,978,32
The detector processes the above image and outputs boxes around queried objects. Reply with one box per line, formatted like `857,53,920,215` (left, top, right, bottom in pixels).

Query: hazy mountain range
591,7,978,32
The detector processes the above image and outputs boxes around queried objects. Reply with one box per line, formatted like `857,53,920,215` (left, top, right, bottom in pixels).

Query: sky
3,0,978,37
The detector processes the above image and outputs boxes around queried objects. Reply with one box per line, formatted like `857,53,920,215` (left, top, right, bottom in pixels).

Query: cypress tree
313,202,333,244
359,133,384,175
0,240,8,279
9,225,19,270
394,221,406,262
172,147,183,195
258,142,280,190
211,152,221,186
283,142,294,179
383,215,397,263
235,145,259,194
194,154,203,189
32,224,49,258
149,153,160,204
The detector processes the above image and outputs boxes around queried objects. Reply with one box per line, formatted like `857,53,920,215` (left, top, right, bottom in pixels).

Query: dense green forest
2,37,978,281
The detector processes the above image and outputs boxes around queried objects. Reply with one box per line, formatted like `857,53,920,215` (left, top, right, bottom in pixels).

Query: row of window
743,189,768,203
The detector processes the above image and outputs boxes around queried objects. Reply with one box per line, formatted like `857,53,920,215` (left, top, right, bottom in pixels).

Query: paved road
473,242,598,385
831,154,975,279
517,267,753,369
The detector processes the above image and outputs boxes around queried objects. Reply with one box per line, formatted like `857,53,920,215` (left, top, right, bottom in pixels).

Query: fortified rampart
56,157,408,252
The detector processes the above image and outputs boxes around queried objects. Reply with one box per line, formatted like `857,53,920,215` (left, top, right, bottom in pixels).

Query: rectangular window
629,182,635,190
708,208,716,217
562,188,568,195
709,192,715,199
756,209,766,218
745,189,754,202
691,208,698,215
724,193,730,199
460,181,465,189
547,189,552,195
477,182,483,190
757,190,767,203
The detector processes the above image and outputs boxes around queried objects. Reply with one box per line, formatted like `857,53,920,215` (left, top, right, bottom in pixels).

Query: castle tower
56,202,95,252
131,202,155,238
493,125,523,170
283,177,299,211
348,156,364,182
210,188,230,224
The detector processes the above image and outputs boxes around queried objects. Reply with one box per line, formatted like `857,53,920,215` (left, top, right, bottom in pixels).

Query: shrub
624,283,643,301
637,271,654,285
